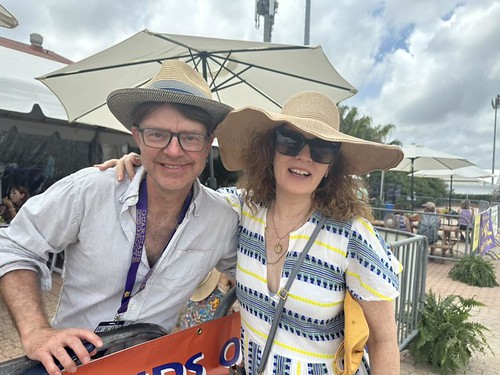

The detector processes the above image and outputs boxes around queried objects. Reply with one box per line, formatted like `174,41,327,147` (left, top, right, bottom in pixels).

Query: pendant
274,243,283,253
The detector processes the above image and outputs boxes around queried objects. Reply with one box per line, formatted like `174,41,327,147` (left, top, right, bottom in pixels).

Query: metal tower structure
255,0,279,42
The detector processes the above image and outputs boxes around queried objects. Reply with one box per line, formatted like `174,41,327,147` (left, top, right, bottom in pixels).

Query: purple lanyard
116,179,192,318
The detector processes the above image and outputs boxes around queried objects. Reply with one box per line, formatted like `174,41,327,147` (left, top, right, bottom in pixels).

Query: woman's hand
3,196,14,209
94,152,142,181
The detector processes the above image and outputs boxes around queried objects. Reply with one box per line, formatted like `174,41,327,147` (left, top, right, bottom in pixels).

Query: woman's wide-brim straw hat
107,60,233,132
190,269,221,302
215,91,404,175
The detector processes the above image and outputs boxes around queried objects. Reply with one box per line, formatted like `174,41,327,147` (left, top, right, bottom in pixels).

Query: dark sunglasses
275,127,341,164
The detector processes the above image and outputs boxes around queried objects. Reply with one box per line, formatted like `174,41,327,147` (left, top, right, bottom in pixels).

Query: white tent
0,44,133,141
0,41,134,194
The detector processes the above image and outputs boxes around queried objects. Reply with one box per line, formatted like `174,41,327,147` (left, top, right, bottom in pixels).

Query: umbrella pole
379,170,385,202
449,176,453,211
411,159,415,211
201,56,217,189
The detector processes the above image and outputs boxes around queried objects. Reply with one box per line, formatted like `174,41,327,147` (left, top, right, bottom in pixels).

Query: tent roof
0,36,130,134
0,36,72,64
0,42,69,119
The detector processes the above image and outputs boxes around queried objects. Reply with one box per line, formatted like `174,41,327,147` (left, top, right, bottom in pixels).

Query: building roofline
0,35,73,64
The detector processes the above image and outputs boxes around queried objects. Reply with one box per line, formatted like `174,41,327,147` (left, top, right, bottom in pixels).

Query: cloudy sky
1,0,499,170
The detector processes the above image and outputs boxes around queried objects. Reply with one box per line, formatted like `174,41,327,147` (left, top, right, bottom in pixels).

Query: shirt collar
120,166,147,206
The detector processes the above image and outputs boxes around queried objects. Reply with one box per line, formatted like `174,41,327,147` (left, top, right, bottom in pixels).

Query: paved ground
0,273,62,363
400,256,500,374
1,252,499,373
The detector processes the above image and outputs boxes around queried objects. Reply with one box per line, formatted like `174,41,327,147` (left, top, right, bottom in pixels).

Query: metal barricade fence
376,227,427,350
373,207,474,261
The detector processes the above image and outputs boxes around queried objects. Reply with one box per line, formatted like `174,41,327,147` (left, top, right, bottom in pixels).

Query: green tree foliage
338,105,401,145
338,104,447,206
367,170,447,208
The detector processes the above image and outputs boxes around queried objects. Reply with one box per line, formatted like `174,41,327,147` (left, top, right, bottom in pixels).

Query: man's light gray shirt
0,166,238,331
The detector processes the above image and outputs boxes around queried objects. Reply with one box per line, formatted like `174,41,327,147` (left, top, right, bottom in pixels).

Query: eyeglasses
275,127,341,164
136,128,208,152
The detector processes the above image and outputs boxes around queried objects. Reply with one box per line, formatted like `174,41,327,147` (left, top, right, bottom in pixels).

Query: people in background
386,204,411,232
417,201,440,245
2,185,30,222
458,200,474,241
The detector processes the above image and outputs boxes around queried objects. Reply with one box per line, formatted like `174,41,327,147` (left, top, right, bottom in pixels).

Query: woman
2,185,30,222
458,200,474,241
103,92,404,374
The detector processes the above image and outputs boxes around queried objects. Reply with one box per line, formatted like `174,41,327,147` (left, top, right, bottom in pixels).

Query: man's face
132,104,213,195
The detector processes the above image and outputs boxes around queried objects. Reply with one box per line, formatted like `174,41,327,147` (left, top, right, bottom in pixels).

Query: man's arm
357,299,400,375
0,270,103,375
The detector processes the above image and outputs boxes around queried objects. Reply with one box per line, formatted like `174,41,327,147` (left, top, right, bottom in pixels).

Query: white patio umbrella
391,144,476,210
0,4,18,29
37,29,357,187
411,166,494,209
37,29,357,130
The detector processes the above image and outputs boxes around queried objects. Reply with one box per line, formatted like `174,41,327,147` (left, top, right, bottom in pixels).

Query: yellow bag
334,292,370,375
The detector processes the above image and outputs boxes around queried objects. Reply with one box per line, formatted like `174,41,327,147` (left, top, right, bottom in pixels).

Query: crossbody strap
257,215,327,374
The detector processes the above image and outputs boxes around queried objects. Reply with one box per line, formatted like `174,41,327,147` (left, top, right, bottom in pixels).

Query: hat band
149,80,210,99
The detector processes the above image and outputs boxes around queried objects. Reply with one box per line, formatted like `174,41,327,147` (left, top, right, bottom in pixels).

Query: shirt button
131,305,136,311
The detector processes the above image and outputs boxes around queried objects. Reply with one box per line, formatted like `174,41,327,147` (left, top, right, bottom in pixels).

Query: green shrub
409,291,492,374
448,255,499,287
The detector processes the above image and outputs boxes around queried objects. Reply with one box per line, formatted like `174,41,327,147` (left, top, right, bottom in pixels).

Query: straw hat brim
107,88,233,131
215,106,404,175
190,269,221,302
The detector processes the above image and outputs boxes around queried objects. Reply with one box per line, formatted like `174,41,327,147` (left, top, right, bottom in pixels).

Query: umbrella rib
41,54,353,93
178,53,283,108
72,102,110,123
67,75,155,123
40,52,354,93
211,55,354,92
39,59,165,79
203,55,282,107
149,30,313,54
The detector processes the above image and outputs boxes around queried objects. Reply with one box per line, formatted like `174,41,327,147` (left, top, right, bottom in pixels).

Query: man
0,60,238,375
417,201,440,245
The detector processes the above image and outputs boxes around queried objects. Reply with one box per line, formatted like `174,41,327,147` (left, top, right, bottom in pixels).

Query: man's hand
94,152,142,181
0,270,103,374
22,326,103,375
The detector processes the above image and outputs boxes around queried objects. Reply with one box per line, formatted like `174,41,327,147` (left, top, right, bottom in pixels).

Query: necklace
267,249,288,265
269,203,313,254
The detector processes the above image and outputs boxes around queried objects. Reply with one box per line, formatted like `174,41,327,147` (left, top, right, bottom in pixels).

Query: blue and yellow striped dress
220,188,402,374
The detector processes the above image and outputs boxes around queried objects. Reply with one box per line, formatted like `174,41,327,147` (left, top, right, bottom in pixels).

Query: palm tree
338,105,401,145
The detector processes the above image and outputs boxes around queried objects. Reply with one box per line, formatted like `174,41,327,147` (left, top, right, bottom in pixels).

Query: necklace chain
267,249,288,265
269,203,313,254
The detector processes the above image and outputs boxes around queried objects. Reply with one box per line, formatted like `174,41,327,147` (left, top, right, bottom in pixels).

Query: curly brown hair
237,128,374,222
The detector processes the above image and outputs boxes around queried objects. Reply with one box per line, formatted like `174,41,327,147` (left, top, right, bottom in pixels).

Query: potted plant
409,291,492,374
448,255,498,287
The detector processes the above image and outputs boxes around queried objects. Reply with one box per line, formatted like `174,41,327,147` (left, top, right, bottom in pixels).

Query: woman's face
9,189,24,205
273,127,333,198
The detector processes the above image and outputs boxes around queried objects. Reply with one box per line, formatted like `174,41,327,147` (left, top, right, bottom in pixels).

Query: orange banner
76,313,241,375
